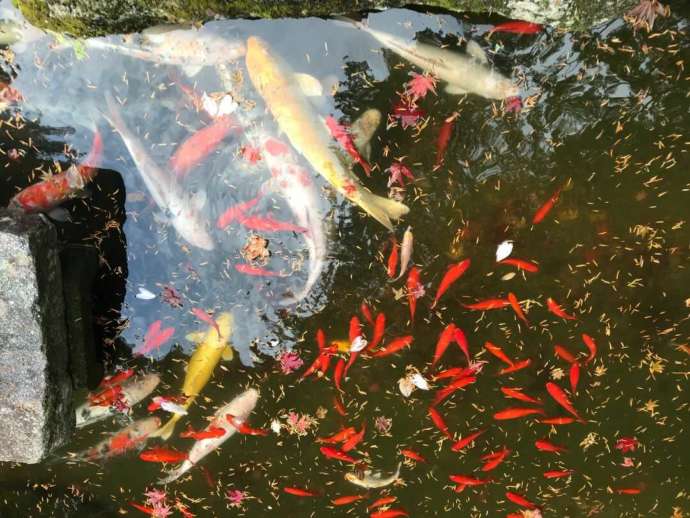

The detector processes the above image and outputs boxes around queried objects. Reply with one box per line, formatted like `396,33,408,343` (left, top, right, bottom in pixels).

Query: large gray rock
0,210,74,464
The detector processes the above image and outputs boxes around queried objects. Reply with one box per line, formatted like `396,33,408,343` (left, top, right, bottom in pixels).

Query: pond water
0,1,688,516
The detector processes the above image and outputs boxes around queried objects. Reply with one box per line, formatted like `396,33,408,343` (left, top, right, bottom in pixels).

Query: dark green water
0,2,688,517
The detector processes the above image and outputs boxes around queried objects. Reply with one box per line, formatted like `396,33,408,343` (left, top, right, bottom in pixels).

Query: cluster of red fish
285,180,645,516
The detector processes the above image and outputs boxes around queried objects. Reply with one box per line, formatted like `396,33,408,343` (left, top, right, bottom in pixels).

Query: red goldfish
387,237,399,278
226,415,270,436
434,112,458,169
532,185,563,224
546,382,585,422
180,426,226,440
320,446,358,463
341,424,366,452
366,312,386,352
135,320,175,356
544,469,574,479
428,407,452,439
238,213,308,233
283,487,317,497
498,258,539,272
317,427,356,444
332,494,367,506
453,327,471,363
507,292,529,324
493,407,546,420
451,429,486,452
370,510,408,518
333,358,346,392
582,333,597,363
505,491,538,509
139,447,188,463
463,298,510,311
569,362,580,393
360,302,374,326
540,416,577,425
235,264,285,277
216,195,261,229
554,344,577,363
484,341,514,366
535,439,567,453
499,358,532,375
449,474,491,486
547,297,577,320
500,387,542,405
490,20,543,35
368,496,397,510
432,259,471,308
400,449,427,463
169,116,239,178
98,368,134,389
481,448,510,471
325,116,371,176
191,307,220,337
371,336,413,357
433,375,476,406
407,267,422,321
432,323,457,366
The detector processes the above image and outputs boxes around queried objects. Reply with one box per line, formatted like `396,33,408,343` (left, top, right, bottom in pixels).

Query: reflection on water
0,0,689,516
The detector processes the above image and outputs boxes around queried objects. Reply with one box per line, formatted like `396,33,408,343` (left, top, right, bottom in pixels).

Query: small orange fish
99,368,134,388
569,362,580,393
371,336,413,357
543,469,574,479
366,312,386,352
317,427,356,444
463,298,510,311
451,429,486,452
500,387,542,405
334,358,346,392
499,358,532,375
360,302,374,326
349,316,362,343
179,426,226,440
498,258,539,272
387,237,399,278
341,424,365,453
333,395,347,417
226,415,270,436
283,487,318,497
88,385,123,407
554,344,577,364
539,416,577,425
546,297,577,320
453,327,471,363
505,491,538,509
139,447,188,463
582,333,597,363
368,496,397,510
493,407,546,420
433,376,476,406
130,502,157,515
614,487,642,495
406,267,421,321
449,474,491,486
332,494,366,506
319,446,358,463
546,382,585,423
507,292,528,324
532,186,562,224
535,439,567,453
191,307,220,338
370,509,409,518
432,323,457,366
484,341,514,366
480,448,510,471
400,449,427,463
428,407,453,439
432,259,471,308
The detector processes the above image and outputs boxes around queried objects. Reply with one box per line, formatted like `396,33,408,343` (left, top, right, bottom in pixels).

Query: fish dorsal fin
293,72,323,97
222,345,234,361
466,40,488,65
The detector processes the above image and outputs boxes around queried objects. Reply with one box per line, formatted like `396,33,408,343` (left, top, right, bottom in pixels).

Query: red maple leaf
387,161,415,187
390,100,426,130
405,72,437,101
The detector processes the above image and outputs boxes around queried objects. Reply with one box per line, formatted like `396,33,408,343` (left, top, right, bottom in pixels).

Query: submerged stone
0,210,73,463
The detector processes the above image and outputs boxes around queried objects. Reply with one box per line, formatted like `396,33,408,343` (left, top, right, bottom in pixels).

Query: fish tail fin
150,414,182,441
356,190,409,231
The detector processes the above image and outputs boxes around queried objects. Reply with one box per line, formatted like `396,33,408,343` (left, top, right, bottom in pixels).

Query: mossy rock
12,0,639,37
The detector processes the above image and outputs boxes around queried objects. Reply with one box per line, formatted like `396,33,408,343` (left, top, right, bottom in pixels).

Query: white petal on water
201,92,218,118
495,240,514,262
398,377,415,397
501,272,517,281
160,401,188,415
410,373,430,390
350,336,368,352
135,287,156,300
217,95,238,115
270,419,282,434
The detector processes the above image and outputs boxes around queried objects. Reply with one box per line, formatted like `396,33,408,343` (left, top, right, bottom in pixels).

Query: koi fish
88,385,123,407
237,213,308,233
434,113,458,168
235,264,285,277
320,446,358,463
500,387,542,405
489,20,543,35
104,93,214,250
533,186,563,225
226,415,270,436
493,407,546,420
507,292,528,324
463,298,510,310
505,491,538,509
547,297,577,320
216,195,261,229
332,494,367,506
535,439,567,453
345,462,401,488
77,417,160,461
451,429,486,452
387,237,399,278
498,258,539,272
140,447,188,463
545,382,585,423
484,341,514,366
432,323,457,366
393,226,414,281
245,36,408,230
499,358,532,375
284,487,318,497
371,336,413,357
98,368,135,389
76,373,160,428
325,116,372,176
179,426,226,440
582,333,597,363
10,130,103,218
342,20,519,99
158,389,259,484
400,449,427,463
169,116,239,178
432,259,471,308
428,407,452,439
406,267,421,321
150,313,234,441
